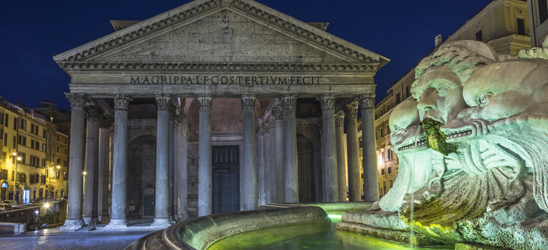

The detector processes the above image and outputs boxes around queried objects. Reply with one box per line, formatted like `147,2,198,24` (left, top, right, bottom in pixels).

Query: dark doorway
298,134,316,202
212,145,240,214
143,195,155,217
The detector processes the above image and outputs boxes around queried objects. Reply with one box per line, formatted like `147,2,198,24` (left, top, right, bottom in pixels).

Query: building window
0,112,3,125
1,169,7,180
396,93,401,104
380,128,384,137
517,18,525,35
43,129,46,138
388,167,392,174
387,149,392,160
12,136,16,148
18,135,26,146
2,152,5,162
406,86,410,98
383,181,387,193
381,168,385,175
540,0,548,24
3,133,6,146
389,180,393,188
56,146,59,153
63,172,68,180
475,30,483,41
56,171,60,180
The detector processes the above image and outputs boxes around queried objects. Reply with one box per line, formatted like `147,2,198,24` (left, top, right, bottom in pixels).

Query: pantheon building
54,0,388,230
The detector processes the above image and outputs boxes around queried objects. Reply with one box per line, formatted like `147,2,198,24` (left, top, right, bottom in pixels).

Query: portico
55,0,387,230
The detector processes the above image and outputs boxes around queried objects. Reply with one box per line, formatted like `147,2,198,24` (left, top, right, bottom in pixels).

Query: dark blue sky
0,0,491,111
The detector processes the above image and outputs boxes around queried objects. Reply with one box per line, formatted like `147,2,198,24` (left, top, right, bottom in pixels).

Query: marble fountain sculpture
338,40,548,249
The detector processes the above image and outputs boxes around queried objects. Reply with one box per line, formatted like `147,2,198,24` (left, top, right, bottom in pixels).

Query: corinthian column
256,119,266,207
106,95,132,228
60,93,87,231
282,96,298,203
152,95,171,228
272,105,284,203
360,94,379,202
176,117,189,220
335,111,347,201
83,105,103,225
241,95,257,210
98,115,112,224
198,96,213,216
346,101,361,201
265,115,276,204
320,95,339,202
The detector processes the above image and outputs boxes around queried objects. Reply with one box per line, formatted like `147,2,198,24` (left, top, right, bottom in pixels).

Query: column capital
271,105,283,120
319,95,335,111
114,95,133,110
85,105,104,119
282,96,297,111
256,121,265,136
241,95,256,110
197,96,213,110
359,94,376,108
345,101,359,117
65,93,87,111
266,115,276,129
155,95,172,110
169,102,180,120
335,112,345,127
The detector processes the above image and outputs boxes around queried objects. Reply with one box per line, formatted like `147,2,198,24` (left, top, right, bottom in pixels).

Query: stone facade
54,0,387,230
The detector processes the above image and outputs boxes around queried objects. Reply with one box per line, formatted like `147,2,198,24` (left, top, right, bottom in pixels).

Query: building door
143,195,155,217
212,146,240,214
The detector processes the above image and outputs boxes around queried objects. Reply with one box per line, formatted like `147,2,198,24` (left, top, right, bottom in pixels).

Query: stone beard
130,75,322,85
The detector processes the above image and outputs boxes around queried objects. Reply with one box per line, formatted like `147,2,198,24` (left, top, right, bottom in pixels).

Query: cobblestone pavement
0,220,159,250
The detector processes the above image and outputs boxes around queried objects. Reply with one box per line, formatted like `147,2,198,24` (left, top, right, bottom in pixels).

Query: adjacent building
0,97,69,203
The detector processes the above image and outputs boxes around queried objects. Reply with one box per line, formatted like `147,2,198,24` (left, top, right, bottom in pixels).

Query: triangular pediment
54,0,389,72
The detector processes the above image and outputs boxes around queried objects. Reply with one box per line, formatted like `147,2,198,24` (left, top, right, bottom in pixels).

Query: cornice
54,0,387,70
58,62,378,73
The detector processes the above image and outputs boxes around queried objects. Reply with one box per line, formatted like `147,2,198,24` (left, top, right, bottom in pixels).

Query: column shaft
83,106,102,224
346,101,361,201
360,95,379,202
153,95,171,227
335,112,347,201
272,105,284,203
257,121,266,207
320,95,339,202
176,118,189,220
198,97,213,216
282,96,298,203
97,118,111,224
242,95,257,210
60,93,86,231
107,95,132,228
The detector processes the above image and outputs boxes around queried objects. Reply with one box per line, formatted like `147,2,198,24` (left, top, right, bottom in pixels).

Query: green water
208,218,453,250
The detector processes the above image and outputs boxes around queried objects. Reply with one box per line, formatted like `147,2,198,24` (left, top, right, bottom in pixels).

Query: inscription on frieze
129,75,321,85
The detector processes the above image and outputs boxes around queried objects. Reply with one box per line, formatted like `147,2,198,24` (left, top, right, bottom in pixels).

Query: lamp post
12,152,21,203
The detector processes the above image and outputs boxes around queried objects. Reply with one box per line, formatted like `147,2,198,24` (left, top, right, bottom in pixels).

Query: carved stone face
412,67,467,126
389,98,420,149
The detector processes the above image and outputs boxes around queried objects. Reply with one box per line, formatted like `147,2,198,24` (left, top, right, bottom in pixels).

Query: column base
105,219,128,229
98,215,110,224
83,217,91,225
150,218,171,228
59,219,84,231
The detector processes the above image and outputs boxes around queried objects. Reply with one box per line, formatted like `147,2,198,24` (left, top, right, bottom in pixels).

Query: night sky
0,0,491,111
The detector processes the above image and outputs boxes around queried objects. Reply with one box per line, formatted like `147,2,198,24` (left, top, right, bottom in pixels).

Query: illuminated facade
0,97,68,203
